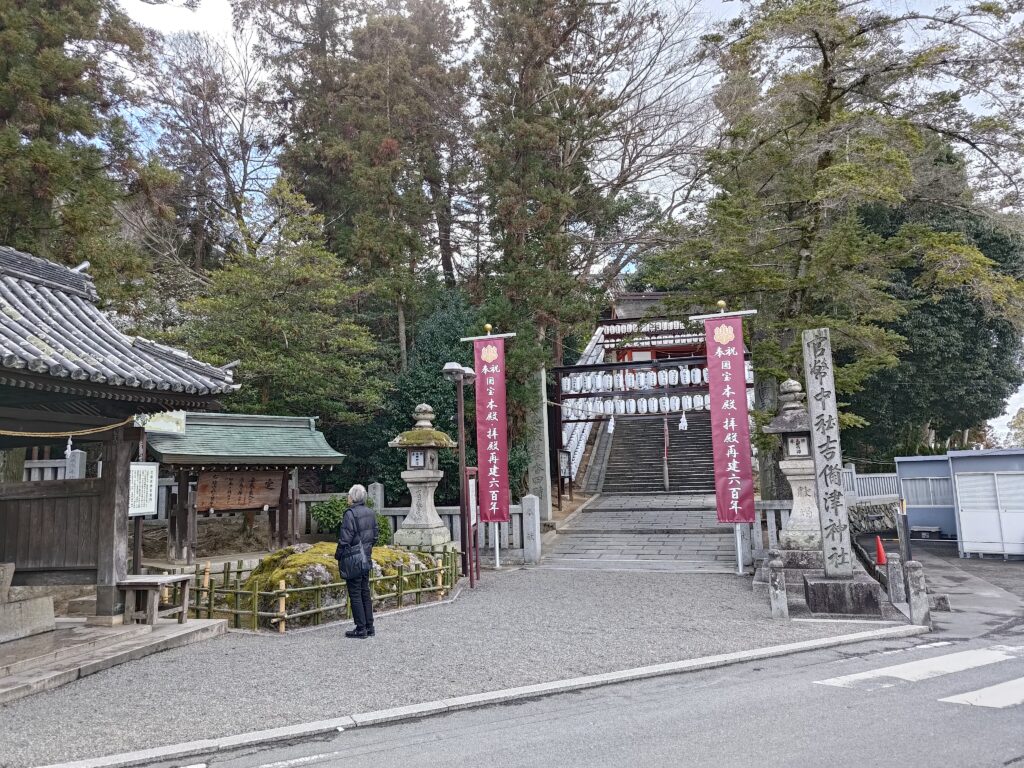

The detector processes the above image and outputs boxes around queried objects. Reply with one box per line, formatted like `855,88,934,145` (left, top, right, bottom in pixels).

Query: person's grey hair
348,484,367,505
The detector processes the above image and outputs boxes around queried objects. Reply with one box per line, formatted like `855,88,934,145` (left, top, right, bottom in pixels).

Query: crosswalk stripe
940,676,1024,709
815,645,1024,690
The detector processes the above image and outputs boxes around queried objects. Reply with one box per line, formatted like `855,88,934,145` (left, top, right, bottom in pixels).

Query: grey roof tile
0,246,237,395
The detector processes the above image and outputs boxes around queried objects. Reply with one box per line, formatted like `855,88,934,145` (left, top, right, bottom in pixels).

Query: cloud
119,0,233,37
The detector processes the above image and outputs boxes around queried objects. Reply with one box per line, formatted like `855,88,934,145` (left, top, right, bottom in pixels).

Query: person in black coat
337,484,378,639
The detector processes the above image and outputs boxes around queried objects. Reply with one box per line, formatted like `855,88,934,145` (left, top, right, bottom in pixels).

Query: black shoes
366,627,375,637
345,628,368,639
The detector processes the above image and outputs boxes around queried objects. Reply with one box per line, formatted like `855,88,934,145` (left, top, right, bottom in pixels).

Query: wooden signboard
196,471,282,511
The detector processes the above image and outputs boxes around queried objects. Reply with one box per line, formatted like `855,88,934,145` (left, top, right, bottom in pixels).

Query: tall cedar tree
239,0,472,371
0,0,153,299
473,0,710,426
643,0,1024,496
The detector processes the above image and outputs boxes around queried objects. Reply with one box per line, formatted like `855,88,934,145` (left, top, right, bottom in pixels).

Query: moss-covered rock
387,428,457,449
241,542,443,629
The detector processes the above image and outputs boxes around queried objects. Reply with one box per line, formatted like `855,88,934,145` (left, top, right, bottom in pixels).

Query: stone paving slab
0,569,864,768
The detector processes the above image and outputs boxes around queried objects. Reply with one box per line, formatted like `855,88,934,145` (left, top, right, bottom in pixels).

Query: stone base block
393,525,453,549
777,549,824,569
803,571,883,616
85,613,125,627
0,596,55,643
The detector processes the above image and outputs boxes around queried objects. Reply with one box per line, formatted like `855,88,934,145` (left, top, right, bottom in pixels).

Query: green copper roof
147,413,344,466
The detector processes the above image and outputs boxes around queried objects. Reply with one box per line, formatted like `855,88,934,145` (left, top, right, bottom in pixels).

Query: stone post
0,562,12,603
368,482,385,513
886,552,907,604
906,561,931,627
65,449,87,480
522,494,542,564
802,329,854,578
526,368,553,522
768,550,788,619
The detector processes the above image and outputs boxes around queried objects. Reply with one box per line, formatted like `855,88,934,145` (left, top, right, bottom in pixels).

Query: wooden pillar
92,428,135,622
170,469,189,563
276,469,289,549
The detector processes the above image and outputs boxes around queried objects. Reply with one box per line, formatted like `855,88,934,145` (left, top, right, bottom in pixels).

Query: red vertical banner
704,317,756,524
474,338,510,523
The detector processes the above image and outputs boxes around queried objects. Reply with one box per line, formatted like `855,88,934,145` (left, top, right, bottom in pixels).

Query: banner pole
735,524,744,575
493,522,500,569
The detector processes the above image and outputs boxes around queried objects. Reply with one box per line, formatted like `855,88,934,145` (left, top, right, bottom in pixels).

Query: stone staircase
600,413,716,494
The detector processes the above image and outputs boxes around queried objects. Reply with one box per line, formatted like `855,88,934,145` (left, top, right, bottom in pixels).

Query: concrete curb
35,623,929,768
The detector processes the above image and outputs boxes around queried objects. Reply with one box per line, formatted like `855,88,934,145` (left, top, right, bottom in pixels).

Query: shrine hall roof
147,413,345,466
0,246,237,400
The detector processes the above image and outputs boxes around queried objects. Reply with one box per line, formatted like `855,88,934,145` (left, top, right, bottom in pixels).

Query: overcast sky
118,0,1024,440
121,0,234,35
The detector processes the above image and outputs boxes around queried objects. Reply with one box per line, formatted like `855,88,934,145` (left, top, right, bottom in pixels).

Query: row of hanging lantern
561,389,755,421
560,362,753,395
602,320,692,336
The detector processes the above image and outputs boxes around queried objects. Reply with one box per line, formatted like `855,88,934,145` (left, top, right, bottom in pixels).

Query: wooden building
146,413,344,560
0,247,236,620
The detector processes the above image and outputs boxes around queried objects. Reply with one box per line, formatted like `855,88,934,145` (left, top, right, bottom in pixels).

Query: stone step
0,619,226,704
0,622,151,678
537,557,736,574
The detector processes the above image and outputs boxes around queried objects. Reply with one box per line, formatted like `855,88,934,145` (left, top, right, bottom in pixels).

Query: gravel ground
3,568,869,768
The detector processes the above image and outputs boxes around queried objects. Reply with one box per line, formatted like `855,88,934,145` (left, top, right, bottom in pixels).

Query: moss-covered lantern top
388,404,457,452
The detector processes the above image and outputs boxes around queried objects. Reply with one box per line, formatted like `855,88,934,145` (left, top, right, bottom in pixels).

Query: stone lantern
389,404,458,552
762,379,821,553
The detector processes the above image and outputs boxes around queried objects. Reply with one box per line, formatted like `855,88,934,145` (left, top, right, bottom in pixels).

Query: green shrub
309,498,347,535
310,496,391,546
376,513,393,546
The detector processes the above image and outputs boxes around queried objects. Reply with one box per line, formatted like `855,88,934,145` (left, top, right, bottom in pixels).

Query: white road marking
878,641,953,656
815,645,1024,690
253,751,347,768
940,676,1024,709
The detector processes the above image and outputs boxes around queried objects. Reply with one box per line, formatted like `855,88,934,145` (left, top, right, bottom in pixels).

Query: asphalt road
150,616,1024,768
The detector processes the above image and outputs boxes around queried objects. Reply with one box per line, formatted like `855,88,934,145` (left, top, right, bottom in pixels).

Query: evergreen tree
178,182,383,427
0,0,150,293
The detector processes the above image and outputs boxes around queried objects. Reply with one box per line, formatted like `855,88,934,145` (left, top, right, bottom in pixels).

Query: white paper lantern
659,396,670,412
646,371,658,388
681,395,693,411
637,398,648,414
680,367,690,386
648,396,659,413
615,398,625,414
626,372,637,390
561,376,571,392
605,399,615,415
603,373,614,391
745,361,754,383
670,396,681,412
668,369,679,386
694,395,704,411
702,367,710,384
657,369,668,386
626,399,637,414
614,371,624,391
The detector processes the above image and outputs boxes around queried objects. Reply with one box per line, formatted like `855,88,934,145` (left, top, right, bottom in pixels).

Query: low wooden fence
170,550,459,632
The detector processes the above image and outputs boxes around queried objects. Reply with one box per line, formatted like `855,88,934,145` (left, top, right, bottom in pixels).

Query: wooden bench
118,574,191,625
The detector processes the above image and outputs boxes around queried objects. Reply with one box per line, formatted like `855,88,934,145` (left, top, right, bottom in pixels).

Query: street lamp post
442,362,476,583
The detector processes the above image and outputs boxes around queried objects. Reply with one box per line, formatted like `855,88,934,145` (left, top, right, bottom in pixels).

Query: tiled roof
0,246,237,396
146,413,344,466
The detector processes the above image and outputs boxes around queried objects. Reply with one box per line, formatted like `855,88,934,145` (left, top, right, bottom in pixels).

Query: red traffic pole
875,535,888,566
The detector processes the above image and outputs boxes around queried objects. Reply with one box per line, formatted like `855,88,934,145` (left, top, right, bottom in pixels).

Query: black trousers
346,572,374,632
